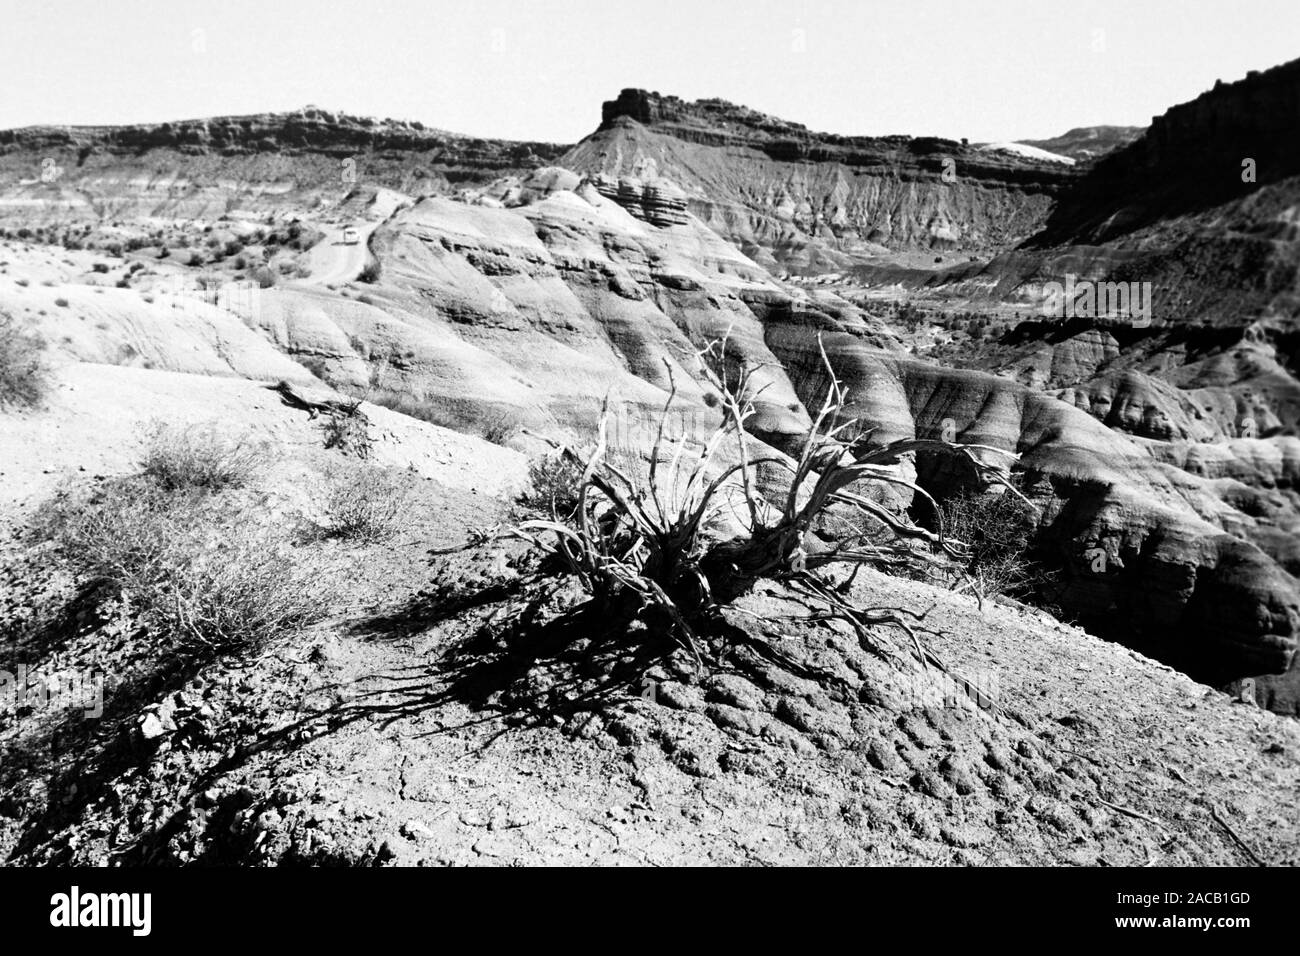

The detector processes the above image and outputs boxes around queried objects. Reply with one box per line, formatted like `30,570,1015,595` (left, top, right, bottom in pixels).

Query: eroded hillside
0,71,1297,723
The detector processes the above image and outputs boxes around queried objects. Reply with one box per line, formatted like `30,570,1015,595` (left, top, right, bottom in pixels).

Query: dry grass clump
139,421,259,491
0,311,48,409
34,431,324,657
314,466,409,542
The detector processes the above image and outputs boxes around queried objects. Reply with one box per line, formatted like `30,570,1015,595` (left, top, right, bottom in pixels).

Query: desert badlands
0,47,1298,872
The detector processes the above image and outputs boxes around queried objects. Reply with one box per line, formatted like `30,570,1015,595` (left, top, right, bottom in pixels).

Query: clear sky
2,0,1297,143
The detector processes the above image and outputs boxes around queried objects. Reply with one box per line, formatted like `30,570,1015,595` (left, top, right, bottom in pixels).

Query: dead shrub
932,484,1045,602
508,334,1025,673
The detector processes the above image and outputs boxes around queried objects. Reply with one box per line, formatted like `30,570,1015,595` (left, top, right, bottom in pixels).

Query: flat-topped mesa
595,88,1079,184
570,89,1082,266
600,88,811,141
0,106,569,163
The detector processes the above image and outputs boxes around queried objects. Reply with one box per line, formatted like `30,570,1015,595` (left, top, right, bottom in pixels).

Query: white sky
2,0,1296,143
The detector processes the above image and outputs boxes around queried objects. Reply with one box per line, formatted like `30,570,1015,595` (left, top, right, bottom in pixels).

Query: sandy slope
0,362,527,513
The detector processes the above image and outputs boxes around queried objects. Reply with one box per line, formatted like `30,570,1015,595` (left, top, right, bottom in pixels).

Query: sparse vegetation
299,355,329,380
314,466,409,542
516,453,584,519
139,421,259,491
481,409,522,445
507,336,1023,674
930,482,1046,603
363,387,463,430
319,403,373,458
0,311,48,409
35,476,323,657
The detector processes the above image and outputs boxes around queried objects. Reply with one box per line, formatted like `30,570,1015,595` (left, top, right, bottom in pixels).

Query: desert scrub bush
314,466,409,542
932,483,1045,602
32,478,195,590
358,260,381,284
157,542,324,654
319,403,373,458
0,311,48,409
35,477,324,656
481,409,522,446
516,453,584,519
139,422,259,491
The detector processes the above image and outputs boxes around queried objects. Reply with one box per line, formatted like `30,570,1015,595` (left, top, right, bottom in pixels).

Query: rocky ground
1,387,1296,866
1,62,1298,867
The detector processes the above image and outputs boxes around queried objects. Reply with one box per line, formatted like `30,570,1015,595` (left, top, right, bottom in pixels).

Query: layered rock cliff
0,107,568,224
562,89,1080,273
